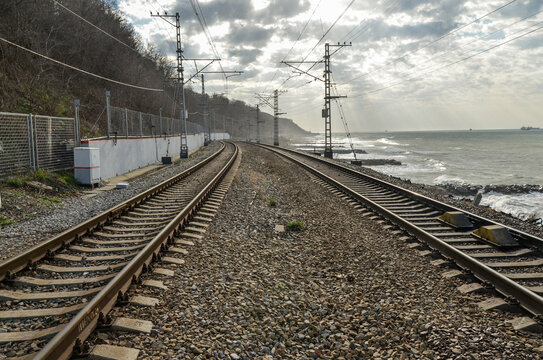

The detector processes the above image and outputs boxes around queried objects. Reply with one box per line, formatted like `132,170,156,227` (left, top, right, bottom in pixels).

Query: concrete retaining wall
80,133,205,180
210,132,230,140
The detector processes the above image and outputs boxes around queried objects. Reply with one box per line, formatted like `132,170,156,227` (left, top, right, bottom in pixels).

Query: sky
117,0,543,132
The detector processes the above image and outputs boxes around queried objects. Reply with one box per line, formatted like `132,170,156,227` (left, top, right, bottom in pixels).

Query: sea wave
384,147,407,154
433,175,467,186
480,192,543,221
427,159,447,172
375,138,400,146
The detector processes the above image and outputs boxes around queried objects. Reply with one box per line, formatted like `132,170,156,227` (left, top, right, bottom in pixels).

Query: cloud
228,47,263,64
173,0,254,26
225,24,274,47
120,0,543,132
255,0,311,23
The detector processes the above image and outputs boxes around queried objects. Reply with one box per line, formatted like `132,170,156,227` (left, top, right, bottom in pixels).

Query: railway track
259,144,543,325
0,142,238,359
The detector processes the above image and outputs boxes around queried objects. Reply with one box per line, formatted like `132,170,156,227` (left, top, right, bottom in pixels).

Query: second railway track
0,142,238,359
259,143,543,324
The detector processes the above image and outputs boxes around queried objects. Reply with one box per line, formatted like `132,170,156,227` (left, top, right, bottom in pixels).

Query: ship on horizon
521,126,540,130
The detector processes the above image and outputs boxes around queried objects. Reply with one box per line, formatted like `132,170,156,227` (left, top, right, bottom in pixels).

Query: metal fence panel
33,115,75,172
109,106,204,138
109,107,126,137
0,112,33,177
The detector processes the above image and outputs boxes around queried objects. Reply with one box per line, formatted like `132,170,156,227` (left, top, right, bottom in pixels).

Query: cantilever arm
281,62,323,82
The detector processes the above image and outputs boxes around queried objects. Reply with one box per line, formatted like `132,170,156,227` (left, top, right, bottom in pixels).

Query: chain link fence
33,115,75,171
0,112,76,178
0,112,33,176
108,106,204,138
1,101,206,178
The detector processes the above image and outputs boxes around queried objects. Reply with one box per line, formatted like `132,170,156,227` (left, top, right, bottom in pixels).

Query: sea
292,129,543,223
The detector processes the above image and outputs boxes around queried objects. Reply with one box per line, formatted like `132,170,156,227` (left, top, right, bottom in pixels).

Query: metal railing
0,112,76,177
108,106,204,138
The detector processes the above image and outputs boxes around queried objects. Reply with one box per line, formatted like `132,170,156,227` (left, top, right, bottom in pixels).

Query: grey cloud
512,35,543,50
172,0,254,26
255,0,310,23
228,48,263,64
149,34,176,56
226,24,274,47
498,0,543,19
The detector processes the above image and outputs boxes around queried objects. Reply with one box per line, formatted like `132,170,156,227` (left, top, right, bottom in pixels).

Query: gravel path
94,143,542,359
0,143,221,261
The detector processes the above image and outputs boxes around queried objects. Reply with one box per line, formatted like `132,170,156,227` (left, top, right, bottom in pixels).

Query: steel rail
269,145,543,250
0,143,226,282
34,142,238,359
258,144,543,317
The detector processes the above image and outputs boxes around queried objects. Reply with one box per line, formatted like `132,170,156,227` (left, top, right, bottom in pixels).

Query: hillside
0,0,311,140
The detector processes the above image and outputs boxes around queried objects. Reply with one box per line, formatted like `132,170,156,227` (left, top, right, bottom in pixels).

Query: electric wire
349,21,543,98
301,0,357,63
278,0,400,92
332,87,357,160
341,0,520,85
0,36,163,91
189,0,226,89
281,0,538,114
53,0,140,54
274,0,356,93
362,10,543,91
351,17,543,94
260,0,323,94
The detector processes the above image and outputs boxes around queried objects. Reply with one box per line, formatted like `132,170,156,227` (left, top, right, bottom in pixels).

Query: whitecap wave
433,175,467,186
375,138,400,145
427,159,447,172
480,192,543,221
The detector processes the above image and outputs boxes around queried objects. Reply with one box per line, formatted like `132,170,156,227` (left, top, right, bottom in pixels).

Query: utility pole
282,42,351,158
256,105,261,144
152,12,188,158
201,74,209,146
256,90,286,146
273,90,280,146
273,90,287,146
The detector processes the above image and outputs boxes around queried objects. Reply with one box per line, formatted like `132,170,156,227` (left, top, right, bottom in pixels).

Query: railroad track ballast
0,142,238,359
258,144,543,325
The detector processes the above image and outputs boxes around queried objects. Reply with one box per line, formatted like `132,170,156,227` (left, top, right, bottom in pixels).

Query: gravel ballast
0,143,221,261
333,157,543,239
93,143,542,359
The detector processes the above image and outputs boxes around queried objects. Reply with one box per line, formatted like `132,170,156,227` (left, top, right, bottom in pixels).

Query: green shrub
35,169,49,182
58,172,76,186
6,177,25,187
268,199,277,207
42,197,61,204
0,216,13,227
286,220,303,231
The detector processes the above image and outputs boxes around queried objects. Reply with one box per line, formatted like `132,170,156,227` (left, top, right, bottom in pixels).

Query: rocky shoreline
338,161,543,238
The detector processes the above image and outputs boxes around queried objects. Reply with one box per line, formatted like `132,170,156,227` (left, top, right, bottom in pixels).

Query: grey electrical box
74,147,101,185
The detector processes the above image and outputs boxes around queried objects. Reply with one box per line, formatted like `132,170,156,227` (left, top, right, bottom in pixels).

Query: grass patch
0,215,13,227
286,220,303,231
5,176,26,187
268,199,277,207
34,169,49,182
57,172,76,186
